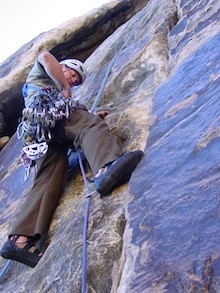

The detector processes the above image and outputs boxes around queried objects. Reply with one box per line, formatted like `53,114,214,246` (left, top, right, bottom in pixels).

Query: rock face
0,0,219,292
0,0,146,137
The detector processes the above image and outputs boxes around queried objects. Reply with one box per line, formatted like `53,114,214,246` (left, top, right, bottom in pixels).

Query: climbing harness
17,86,69,180
17,86,87,180
17,86,70,145
18,85,87,146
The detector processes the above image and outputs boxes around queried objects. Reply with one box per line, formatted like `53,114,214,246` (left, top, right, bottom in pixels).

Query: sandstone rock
0,112,5,137
0,0,146,137
0,0,219,292
0,136,9,150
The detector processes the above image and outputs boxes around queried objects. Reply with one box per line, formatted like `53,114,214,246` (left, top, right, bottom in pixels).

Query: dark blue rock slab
170,0,220,58
128,33,220,291
0,135,32,225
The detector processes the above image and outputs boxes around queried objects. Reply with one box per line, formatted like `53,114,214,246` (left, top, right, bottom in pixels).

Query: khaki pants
10,110,122,239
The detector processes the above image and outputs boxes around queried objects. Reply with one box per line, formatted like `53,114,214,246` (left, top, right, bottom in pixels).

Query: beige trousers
10,110,122,239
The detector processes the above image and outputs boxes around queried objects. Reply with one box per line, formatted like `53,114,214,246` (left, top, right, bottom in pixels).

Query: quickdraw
17,86,69,180
16,86,88,180
17,87,70,145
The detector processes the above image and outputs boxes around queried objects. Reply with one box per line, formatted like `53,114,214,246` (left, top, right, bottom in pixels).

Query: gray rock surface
0,0,219,292
0,0,146,137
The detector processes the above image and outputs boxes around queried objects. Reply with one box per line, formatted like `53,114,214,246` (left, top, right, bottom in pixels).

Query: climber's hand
62,88,72,98
96,110,110,119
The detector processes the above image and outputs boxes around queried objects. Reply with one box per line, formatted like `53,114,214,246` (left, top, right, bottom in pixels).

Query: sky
0,0,110,63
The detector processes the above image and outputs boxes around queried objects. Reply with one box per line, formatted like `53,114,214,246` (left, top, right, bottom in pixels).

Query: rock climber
0,51,143,267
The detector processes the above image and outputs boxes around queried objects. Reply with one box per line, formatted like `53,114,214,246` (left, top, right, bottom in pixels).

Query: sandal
0,235,42,268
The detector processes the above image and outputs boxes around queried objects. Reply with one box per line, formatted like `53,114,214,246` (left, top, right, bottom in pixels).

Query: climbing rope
79,9,143,293
77,149,92,293
0,259,12,284
90,9,143,113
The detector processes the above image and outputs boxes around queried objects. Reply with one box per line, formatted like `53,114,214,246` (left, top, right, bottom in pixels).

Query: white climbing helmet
23,142,48,160
60,59,86,84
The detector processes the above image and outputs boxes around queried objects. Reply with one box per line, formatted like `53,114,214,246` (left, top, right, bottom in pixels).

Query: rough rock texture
0,0,219,292
0,0,146,137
